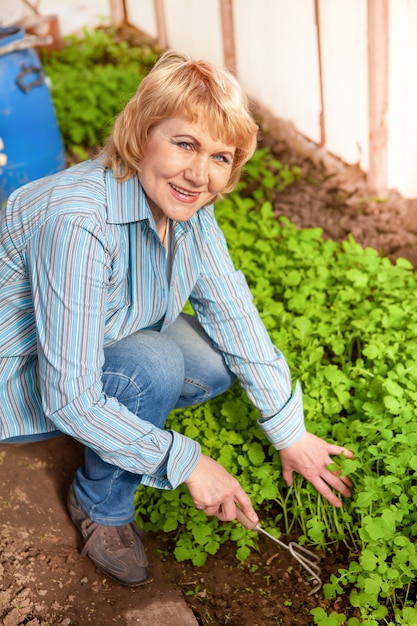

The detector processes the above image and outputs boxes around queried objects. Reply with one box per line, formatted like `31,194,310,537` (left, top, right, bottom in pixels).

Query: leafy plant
41,28,158,155
240,146,301,200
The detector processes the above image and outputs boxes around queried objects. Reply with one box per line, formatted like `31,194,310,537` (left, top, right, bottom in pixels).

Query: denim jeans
3,314,235,524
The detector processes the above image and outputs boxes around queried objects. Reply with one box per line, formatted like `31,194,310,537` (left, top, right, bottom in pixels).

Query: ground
259,119,417,268
1,136,416,626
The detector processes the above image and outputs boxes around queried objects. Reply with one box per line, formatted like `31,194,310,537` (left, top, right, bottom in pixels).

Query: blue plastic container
0,26,66,204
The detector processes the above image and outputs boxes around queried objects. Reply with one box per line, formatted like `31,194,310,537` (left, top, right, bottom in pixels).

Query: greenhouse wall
3,0,417,199
124,0,417,200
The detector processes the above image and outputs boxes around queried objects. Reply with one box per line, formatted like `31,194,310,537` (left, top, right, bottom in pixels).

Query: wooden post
219,0,236,74
368,0,389,194
154,0,168,49
314,0,325,147
110,0,127,28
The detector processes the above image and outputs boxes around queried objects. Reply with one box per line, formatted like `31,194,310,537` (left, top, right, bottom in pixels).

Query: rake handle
235,506,261,531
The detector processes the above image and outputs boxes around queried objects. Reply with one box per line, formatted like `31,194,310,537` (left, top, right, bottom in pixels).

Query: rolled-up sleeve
257,381,305,449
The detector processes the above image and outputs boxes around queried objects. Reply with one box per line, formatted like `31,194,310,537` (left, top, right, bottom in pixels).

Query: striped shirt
0,159,305,489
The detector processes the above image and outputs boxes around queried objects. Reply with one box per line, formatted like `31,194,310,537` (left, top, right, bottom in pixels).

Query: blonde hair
101,50,258,198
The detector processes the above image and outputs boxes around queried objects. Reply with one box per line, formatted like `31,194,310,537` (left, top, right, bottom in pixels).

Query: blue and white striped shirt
0,159,305,489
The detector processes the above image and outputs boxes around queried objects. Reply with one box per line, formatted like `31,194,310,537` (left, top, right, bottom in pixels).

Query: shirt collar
104,165,205,236
105,168,150,224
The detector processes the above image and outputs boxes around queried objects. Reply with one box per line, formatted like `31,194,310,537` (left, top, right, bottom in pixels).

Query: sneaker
67,483,150,586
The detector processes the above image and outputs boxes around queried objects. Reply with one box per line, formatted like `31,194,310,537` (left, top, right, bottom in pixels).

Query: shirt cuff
141,430,201,490
258,381,306,449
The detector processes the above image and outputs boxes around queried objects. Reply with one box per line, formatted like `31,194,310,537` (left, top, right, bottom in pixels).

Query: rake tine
288,542,322,595
257,527,322,595
235,508,323,596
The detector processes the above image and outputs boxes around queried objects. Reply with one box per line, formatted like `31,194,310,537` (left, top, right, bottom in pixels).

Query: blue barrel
0,26,66,204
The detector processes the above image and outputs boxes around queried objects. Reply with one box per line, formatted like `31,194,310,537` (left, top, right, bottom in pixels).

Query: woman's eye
176,141,192,150
214,154,231,164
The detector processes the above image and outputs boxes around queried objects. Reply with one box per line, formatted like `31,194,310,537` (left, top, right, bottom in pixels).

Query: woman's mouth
169,183,200,201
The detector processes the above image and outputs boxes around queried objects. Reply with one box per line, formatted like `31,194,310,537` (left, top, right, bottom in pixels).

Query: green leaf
174,545,191,562
246,442,266,466
346,268,368,287
364,575,382,595
362,344,381,360
310,607,346,625
192,524,212,545
360,549,378,571
236,545,251,562
192,550,207,567
163,517,178,532
383,395,401,414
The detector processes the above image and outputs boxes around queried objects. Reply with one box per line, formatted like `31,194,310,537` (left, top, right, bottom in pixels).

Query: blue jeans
3,314,235,524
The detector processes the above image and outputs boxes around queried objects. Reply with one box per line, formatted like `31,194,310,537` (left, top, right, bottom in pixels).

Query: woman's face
138,115,236,224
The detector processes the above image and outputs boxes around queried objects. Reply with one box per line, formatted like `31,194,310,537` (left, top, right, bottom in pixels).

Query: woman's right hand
184,453,258,524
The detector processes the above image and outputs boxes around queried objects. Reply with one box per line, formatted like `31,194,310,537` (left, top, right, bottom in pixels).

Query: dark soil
2,26,417,624
259,123,417,268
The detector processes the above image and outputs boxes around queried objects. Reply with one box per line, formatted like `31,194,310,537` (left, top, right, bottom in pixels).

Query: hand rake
236,508,322,595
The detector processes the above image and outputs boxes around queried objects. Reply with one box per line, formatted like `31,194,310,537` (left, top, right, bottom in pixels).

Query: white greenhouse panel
234,0,321,145
37,0,111,34
21,0,417,198
0,0,25,26
163,0,224,67
387,0,417,197
125,0,158,40
319,0,369,169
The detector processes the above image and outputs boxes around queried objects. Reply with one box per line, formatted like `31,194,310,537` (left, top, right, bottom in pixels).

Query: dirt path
0,436,200,626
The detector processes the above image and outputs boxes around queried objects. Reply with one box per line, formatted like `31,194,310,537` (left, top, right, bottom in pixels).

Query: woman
0,51,352,586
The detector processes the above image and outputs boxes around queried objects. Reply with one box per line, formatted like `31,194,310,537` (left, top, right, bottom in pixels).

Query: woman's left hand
279,431,353,507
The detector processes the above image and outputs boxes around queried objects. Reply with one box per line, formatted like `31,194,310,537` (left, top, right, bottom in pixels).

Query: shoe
67,483,150,586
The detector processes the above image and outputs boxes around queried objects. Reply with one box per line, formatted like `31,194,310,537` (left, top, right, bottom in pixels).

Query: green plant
240,146,301,200
41,28,158,154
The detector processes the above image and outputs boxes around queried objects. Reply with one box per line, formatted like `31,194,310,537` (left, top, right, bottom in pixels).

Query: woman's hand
184,453,258,524
279,431,353,507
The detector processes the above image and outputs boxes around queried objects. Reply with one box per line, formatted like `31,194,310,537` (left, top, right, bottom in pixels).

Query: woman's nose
185,154,209,186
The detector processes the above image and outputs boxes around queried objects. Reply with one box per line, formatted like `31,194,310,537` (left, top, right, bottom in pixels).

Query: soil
2,44,417,624
258,118,417,268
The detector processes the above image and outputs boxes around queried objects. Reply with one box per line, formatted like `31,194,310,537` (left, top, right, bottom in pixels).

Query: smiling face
138,115,236,229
